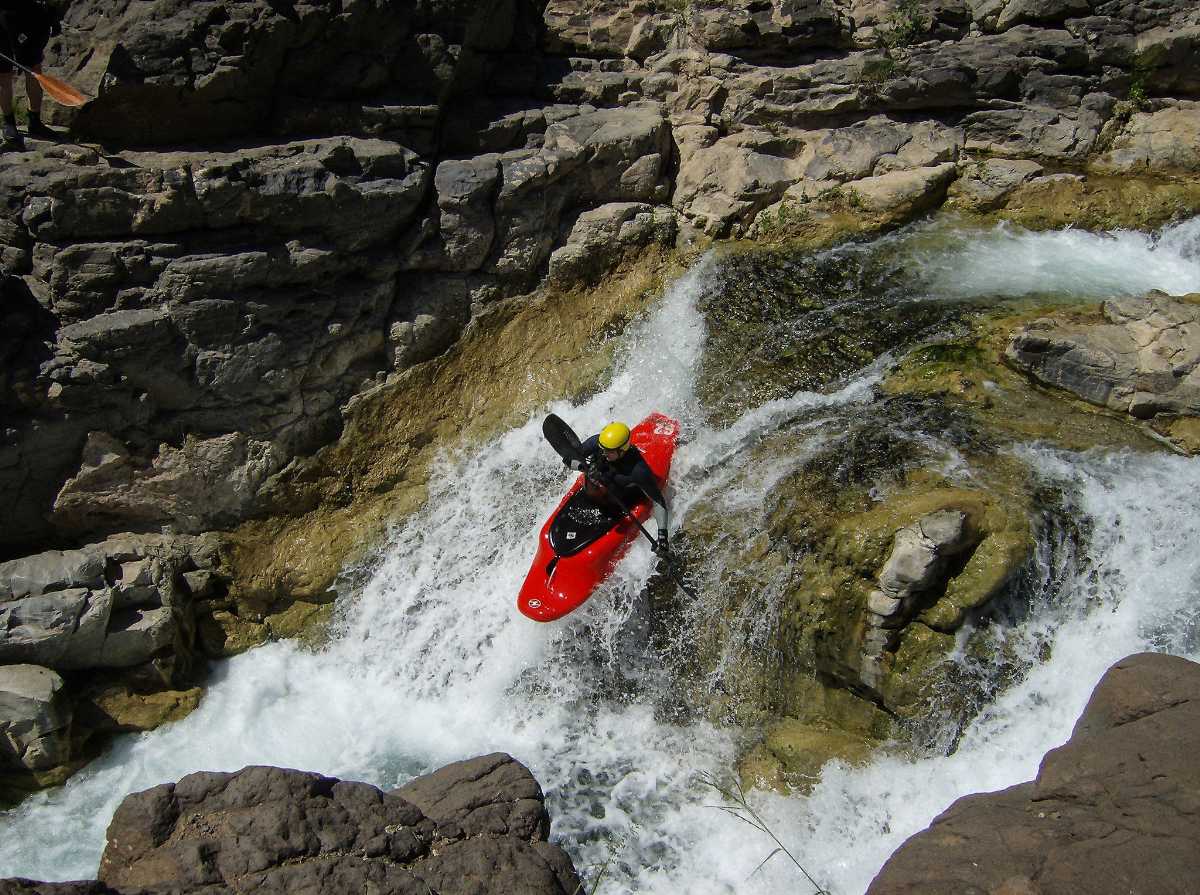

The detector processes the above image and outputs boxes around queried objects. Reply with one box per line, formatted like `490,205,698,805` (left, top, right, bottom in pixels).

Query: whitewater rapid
2,217,1200,894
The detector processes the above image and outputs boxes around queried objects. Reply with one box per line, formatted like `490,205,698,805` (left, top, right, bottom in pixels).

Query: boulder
1006,293,1200,420
867,652,1200,895
1093,103,1200,175
947,157,1044,210
846,163,959,217
83,757,579,895
0,665,72,772
995,0,1092,32
0,535,222,674
393,752,552,840
548,203,677,284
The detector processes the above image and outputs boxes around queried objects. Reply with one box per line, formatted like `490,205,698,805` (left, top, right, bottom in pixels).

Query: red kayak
517,412,679,622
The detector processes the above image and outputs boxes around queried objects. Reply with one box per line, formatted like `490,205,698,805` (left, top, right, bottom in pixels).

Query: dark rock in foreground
1,753,578,895
868,652,1200,895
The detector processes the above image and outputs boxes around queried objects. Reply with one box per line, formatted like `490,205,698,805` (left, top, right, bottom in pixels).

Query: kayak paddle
0,51,87,107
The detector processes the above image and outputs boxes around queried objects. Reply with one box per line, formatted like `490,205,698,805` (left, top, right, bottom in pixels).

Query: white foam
913,216,1200,300
3,221,1200,895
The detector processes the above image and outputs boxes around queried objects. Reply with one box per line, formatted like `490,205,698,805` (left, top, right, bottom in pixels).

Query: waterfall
3,218,1200,894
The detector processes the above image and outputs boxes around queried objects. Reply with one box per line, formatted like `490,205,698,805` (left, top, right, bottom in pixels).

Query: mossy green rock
741,718,883,793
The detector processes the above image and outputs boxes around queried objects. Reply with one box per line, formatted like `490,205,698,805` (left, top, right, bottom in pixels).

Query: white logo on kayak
527,599,542,609
566,531,576,539
654,422,675,436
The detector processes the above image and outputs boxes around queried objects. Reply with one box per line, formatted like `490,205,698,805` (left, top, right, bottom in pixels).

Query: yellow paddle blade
35,70,87,107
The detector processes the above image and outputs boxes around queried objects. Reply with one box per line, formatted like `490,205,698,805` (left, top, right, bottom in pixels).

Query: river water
2,217,1200,893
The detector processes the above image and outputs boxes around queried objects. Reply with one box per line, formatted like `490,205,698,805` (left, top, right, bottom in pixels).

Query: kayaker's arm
612,465,670,552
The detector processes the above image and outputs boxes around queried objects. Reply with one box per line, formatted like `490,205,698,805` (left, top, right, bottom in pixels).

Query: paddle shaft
581,465,698,601
0,50,87,107
0,49,43,83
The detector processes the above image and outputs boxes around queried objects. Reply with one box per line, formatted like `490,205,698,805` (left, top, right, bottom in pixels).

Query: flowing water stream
3,217,1200,893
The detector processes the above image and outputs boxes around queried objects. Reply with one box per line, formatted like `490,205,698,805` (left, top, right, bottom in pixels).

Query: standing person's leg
0,68,23,149
25,67,52,137
0,71,13,116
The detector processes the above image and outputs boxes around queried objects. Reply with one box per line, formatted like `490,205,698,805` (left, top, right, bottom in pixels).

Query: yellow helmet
598,422,631,452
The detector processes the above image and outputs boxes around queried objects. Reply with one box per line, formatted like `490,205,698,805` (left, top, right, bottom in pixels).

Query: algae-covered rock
83,686,203,733
882,316,1166,454
741,719,883,793
695,246,970,425
196,601,334,658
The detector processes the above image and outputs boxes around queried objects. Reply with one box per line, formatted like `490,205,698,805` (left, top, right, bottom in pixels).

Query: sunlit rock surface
1007,292,1200,421
867,652,1200,895
0,754,578,895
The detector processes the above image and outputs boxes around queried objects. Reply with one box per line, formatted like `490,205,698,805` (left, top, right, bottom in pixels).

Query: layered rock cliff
3,0,1200,793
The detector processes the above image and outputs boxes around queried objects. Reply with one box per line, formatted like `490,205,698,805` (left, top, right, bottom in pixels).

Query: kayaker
567,421,671,557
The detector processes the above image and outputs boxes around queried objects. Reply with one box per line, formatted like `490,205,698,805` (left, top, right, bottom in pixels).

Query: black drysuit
575,435,669,536
0,2,60,71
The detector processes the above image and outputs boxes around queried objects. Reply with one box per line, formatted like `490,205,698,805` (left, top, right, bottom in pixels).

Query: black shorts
0,11,52,73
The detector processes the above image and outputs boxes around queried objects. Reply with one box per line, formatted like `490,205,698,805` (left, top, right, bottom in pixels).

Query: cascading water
2,217,1200,894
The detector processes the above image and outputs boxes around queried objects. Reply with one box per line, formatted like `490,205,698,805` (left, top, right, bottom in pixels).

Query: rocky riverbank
3,0,1200,864
3,654,1191,893
0,753,581,894
867,652,1200,895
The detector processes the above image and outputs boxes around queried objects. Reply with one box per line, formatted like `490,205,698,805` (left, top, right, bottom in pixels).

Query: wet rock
1006,292,1200,420
867,652,1200,895
866,509,976,633
0,665,72,772
85,758,579,895
393,752,551,841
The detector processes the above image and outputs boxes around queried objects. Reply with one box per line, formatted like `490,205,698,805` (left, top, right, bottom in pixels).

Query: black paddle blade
543,413,585,463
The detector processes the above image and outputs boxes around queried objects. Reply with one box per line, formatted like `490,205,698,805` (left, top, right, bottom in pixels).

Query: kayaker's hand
585,455,610,482
654,534,670,558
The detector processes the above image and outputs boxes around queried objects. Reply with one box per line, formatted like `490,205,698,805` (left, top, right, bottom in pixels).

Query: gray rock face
867,652,1200,895
0,665,72,772
0,535,220,678
1093,103,1200,175
862,509,977,678
3,0,1195,555
1006,292,1200,420
79,756,579,895
549,202,677,283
